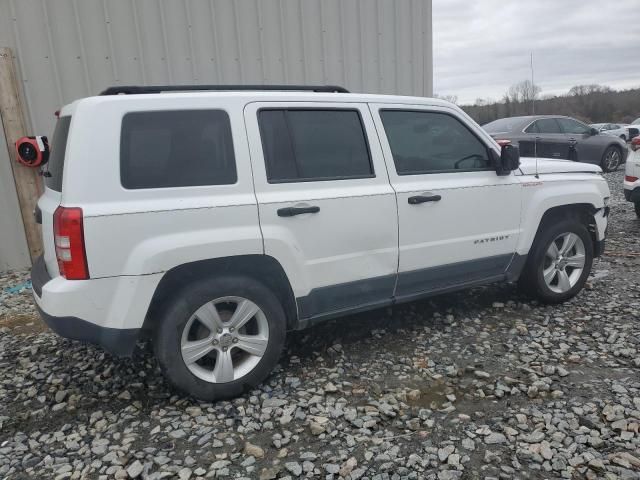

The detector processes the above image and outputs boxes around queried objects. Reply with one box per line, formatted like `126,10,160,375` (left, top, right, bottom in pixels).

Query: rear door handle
408,194,441,205
277,206,320,217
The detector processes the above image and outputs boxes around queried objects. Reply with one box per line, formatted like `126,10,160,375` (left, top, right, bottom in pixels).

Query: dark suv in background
483,115,628,172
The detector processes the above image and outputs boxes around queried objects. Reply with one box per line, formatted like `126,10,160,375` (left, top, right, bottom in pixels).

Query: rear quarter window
44,116,71,192
120,109,237,189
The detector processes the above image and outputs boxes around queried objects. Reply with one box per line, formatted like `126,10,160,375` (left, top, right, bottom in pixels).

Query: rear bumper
30,255,159,357
36,305,139,357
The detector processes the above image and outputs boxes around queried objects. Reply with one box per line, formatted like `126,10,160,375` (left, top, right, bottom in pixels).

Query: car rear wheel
154,275,286,401
601,146,621,172
518,219,593,304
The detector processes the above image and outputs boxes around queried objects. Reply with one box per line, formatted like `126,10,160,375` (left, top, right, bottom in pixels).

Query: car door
370,104,522,300
557,117,601,163
529,118,570,159
244,102,398,321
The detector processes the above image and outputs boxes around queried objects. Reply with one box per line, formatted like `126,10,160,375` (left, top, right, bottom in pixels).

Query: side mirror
494,144,520,176
590,128,599,136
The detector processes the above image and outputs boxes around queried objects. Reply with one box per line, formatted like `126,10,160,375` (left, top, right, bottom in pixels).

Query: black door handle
408,194,441,205
277,206,320,217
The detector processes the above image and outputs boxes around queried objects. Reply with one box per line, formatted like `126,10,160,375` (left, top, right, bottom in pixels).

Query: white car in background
591,123,629,142
625,118,640,142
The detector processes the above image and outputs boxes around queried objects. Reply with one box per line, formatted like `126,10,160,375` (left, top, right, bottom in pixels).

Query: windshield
44,116,71,192
483,117,525,133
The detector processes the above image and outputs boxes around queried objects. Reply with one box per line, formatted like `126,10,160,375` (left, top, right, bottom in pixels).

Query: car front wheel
601,146,622,172
519,219,594,304
153,275,287,401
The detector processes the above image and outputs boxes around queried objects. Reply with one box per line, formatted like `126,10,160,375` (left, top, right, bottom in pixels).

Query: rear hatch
39,115,71,277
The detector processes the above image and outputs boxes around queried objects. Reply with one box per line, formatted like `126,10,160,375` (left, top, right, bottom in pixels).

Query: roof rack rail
99,84,349,95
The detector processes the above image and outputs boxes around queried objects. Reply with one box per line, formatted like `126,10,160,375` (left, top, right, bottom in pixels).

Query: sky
432,0,640,105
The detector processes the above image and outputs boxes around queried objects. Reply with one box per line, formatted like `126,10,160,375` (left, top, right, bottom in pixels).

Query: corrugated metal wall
0,0,432,136
0,0,432,271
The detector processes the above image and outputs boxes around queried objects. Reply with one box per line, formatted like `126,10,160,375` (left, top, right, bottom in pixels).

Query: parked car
624,136,640,218
30,85,610,400
626,117,640,141
590,123,629,141
483,115,628,172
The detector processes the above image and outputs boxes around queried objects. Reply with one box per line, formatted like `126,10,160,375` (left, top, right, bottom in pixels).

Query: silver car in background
590,123,629,142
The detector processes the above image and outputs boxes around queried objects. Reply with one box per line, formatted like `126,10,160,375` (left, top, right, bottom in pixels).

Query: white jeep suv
31,85,610,400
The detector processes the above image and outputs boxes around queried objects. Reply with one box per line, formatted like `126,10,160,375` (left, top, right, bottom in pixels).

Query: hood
517,157,602,175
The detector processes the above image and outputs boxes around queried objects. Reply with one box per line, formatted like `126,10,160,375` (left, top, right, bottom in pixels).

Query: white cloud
433,0,640,104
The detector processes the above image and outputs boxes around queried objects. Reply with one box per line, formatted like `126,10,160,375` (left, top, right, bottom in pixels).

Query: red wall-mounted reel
15,136,49,167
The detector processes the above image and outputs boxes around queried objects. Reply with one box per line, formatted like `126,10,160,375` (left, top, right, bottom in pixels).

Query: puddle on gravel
0,314,46,334
404,382,455,409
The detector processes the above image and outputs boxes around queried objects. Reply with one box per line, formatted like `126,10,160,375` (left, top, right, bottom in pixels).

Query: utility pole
530,52,535,115
0,47,42,262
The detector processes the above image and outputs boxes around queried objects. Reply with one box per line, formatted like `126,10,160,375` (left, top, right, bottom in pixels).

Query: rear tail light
496,139,511,147
632,137,640,151
626,175,639,183
53,206,89,280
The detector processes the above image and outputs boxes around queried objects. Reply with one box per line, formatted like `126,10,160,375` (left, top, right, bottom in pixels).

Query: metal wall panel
0,0,432,136
0,0,432,271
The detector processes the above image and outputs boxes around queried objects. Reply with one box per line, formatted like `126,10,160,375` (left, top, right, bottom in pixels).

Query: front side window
258,109,373,182
380,110,491,175
534,118,562,134
557,118,590,135
121,110,236,189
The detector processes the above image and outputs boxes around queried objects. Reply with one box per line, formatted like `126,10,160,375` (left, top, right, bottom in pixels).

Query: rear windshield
44,116,71,191
483,117,525,133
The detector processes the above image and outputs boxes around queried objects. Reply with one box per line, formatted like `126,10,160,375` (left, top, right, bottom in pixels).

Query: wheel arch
532,203,599,254
142,255,299,334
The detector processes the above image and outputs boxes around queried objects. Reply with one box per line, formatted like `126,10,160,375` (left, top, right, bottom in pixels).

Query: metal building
0,0,433,271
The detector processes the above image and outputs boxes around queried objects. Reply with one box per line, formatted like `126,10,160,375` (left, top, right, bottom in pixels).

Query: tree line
444,81,640,126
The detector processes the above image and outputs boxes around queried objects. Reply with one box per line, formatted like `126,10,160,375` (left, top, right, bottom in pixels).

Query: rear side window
120,110,236,189
258,109,373,182
524,121,540,133
44,116,71,191
380,110,491,175
534,118,562,134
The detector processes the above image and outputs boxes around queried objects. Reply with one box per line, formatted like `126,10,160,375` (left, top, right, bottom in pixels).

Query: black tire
518,218,594,304
153,275,287,401
635,202,640,219
600,145,622,172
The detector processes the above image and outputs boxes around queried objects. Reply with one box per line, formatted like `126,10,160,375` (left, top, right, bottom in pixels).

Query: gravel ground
1,169,638,480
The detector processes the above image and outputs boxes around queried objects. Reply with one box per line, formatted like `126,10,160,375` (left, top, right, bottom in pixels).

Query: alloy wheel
542,232,586,294
603,149,620,171
180,296,269,383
